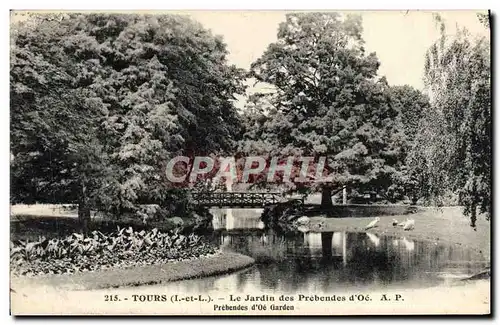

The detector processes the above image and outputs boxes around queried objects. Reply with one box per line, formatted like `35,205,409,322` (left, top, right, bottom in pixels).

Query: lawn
310,206,490,261
10,251,255,291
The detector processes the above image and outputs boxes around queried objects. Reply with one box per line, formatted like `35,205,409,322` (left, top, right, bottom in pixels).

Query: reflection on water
211,230,486,292
156,210,488,294
211,208,265,230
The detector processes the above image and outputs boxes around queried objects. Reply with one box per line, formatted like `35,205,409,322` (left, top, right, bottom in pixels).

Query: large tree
421,13,491,227
242,12,403,207
10,13,245,228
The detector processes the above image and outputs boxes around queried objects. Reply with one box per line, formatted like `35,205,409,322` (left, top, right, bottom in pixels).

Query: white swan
296,216,310,225
397,218,408,227
403,219,415,231
365,217,380,230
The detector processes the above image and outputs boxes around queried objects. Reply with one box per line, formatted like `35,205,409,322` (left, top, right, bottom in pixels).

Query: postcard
9,9,491,316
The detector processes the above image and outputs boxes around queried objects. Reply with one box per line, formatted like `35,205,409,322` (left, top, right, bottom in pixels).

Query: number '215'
104,295,119,302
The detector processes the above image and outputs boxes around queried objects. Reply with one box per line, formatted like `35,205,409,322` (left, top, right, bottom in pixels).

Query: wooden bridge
191,192,282,208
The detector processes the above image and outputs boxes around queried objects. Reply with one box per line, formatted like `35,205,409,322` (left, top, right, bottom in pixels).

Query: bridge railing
191,192,281,208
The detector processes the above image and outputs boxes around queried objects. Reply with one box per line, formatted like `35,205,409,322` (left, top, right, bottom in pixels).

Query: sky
11,10,489,96
186,10,489,92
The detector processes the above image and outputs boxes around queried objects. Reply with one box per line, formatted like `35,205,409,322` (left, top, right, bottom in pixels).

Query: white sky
187,10,489,91
10,10,489,96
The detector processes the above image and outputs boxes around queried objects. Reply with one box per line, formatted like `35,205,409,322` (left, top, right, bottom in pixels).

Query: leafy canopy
420,13,491,226
11,13,245,220
240,12,404,204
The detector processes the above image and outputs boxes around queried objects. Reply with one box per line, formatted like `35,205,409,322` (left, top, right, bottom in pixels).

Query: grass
10,204,78,217
11,251,255,291
309,206,491,261
10,214,181,242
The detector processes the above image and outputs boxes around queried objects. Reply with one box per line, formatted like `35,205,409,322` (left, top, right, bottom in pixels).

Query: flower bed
10,227,218,277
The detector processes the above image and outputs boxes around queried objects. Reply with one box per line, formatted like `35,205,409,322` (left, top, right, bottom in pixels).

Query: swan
403,219,415,231
365,217,380,230
296,216,310,225
392,219,399,226
397,218,408,227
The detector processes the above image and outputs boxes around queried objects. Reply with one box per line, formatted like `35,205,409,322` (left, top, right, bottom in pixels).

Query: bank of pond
10,203,489,292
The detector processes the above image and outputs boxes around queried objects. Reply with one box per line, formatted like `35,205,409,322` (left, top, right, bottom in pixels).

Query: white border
2,1,497,324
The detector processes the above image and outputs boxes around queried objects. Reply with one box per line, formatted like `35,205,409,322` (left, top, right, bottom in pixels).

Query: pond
152,209,487,294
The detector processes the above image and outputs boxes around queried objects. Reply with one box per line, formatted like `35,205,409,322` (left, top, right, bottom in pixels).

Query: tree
388,85,430,146
242,12,403,207
10,13,245,229
11,15,111,229
387,85,431,204
421,13,491,226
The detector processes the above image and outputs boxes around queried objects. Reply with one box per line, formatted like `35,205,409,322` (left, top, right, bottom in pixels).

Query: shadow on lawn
10,216,174,242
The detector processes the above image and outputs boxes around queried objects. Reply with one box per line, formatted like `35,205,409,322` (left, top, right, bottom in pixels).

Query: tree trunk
470,204,477,228
321,187,333,209
78,200,91,233
78,180,91,233
470,182,478,228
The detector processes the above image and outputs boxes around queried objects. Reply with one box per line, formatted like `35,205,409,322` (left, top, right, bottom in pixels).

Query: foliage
10,13,245,226
240,12,404,206
420,14,491,226
477,12,490,28
387,85,432,203
388,86,430,146
260,200,306,234
10,226,218,276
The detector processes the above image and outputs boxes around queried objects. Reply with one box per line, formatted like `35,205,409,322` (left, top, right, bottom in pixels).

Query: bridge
191,192,283,208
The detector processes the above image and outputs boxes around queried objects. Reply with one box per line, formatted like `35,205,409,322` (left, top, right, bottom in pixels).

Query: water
155,209,488,294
